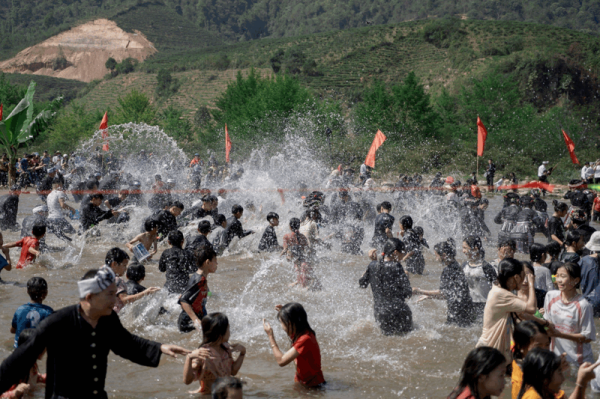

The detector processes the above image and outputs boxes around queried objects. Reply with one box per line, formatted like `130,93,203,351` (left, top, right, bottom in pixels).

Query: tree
0,81,61,184
114,90,155,124
155,68,180,99
105,57,117,71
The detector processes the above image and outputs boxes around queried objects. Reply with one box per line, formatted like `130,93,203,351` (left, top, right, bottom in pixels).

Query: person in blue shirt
10,277,53,347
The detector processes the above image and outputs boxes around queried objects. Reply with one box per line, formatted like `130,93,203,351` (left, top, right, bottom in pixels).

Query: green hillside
2,0,600,62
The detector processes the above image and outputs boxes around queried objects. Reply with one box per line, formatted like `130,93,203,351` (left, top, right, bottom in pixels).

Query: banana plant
0,81,62,185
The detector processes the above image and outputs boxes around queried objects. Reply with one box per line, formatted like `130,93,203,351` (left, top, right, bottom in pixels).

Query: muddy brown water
1,193,599,398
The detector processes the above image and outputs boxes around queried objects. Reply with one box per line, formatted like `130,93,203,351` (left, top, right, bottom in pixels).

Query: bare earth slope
0,19,156,82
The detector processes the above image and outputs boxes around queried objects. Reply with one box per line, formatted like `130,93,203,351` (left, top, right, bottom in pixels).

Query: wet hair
81,269,99,280
464,235,485,258
27,277,48,301
513,321,548,361
376,203,382,213
232,204,243,215
32,224,46,238
552,200,568,213
105,247,130,266
201,312,229,348
198,220,212,234
380,201,392,211
413,226,424,237
144,219,157,232
289,217,301,234
497,238,516,250
167,230,184,248
557,262,581,289
534,200,547,212
497,258,523,290
529,243,547,263
171,201,184,210
277,303,315,343
399,215,413,230
564,230,582,247
212,376,244,399
214,214,226,225
126,264,145,282
520,196,534,207
448,347,506,399
17,328,36,348
549,261,564,276
522,261,535,275
196,247,217,268
434,239,456,259
546,242,561,259
517,348,561,399
90,193,104,200
382,238,405,258
86,180,98,190
267,212,279,222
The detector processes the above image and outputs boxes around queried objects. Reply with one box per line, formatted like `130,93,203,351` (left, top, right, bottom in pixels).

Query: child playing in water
0,329,46,398
3,225,45,269
10,277,53,348
125,263,147,295
105,247,160,313
212,377,245,399
178,247,218,333
183,313,246,394
185,220,213,252
258,212,281,252
0,232,12,280
126,220,158,261
511,321,552,399
282,218,319,290
447,347,507,399
262,303,325,388
210,214,228,255
159,230,196,294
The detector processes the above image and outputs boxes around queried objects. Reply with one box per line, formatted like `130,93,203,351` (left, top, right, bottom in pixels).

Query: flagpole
476,115,479,183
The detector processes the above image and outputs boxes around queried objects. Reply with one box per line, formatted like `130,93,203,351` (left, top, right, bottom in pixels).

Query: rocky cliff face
0,19,157,82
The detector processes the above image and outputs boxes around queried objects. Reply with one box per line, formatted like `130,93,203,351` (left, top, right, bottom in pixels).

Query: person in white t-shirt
582,163,590,180
530,243,554,293
594,160,600,184
46,178,76,239
544,262,595,367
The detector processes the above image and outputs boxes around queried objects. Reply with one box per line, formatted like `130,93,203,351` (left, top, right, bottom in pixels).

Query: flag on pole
477,116,487,157
100,111,109,151
562,129,579,165
225,124,232,163
364,130,387,168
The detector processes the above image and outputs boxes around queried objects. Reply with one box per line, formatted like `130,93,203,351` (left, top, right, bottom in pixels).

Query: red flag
477,116,487,157
498,180,555,193
99,111,109,151
364,130,387,168
562,129,579,165
225,124,232,163
0,104,3,121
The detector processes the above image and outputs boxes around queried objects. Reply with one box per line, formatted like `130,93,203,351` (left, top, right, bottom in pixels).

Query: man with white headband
0,266,190,398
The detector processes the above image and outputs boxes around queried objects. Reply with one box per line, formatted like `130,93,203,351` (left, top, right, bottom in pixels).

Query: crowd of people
0,150,599,398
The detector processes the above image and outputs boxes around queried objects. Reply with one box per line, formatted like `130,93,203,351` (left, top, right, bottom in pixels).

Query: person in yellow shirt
511,321,552,399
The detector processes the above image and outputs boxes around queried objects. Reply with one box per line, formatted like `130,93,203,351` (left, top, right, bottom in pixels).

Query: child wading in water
183,313,246,395
281,218,320,290
126,220,158,261
447,347,507,399
263,303,325,388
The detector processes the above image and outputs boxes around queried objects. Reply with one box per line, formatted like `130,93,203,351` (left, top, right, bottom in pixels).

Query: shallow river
1,192,599,399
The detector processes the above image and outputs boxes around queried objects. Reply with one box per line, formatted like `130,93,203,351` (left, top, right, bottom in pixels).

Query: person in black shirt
359,238,412,335
371,201,394,250
158,230,197,294
178,247,217,333
0,267,189,399
548,200,568,245
258,212,281,252
486,159,496,193
399,215,425,275
0,185,20,231
36,168,57,203
145,201,183,239
80,194,118,232
185,220,213,253
413,239,475,327
179,195,215,222
125,263,147,295
223,204,254,250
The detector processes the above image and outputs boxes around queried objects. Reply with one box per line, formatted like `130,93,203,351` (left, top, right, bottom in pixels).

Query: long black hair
464,235,485,260
497,258,523,290
201,312,230,350
512,320,548,361
277,302,315,343
381,238,405,262
448,347,506,399
552,200,568,213
517,348,562,399
434,239,456,260
564,230,582,248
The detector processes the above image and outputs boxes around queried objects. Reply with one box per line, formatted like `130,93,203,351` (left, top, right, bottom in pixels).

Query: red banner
0,103,3,121
497,181,555,193
100,111,109,151
364,130,387,168
562,129,579,165
477,116,487,157
225,124,232,163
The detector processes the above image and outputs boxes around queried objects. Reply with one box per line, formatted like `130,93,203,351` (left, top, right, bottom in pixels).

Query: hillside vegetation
2,0,600,61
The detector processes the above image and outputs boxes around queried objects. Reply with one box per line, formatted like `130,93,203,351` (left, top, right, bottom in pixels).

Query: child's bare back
126,232,158,258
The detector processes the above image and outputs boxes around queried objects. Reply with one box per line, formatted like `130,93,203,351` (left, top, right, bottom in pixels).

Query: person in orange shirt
2,225,45,269
517,348,598,399
470,178,482,199
189,153,202,168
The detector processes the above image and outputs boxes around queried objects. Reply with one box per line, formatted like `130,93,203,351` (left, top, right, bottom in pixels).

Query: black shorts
539,175,548,183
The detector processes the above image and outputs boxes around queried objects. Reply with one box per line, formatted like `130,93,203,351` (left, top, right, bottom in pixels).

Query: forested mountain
1,0,599,60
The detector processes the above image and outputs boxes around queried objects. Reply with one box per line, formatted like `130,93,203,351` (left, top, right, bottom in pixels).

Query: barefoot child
178,247,218,333
183,313,246,394
126,220,158,261
10,277,53,347
105,247,160,313
262,303,325,388
3,225,46,269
